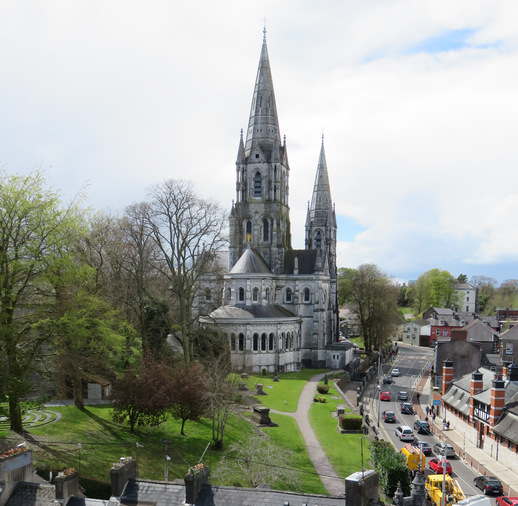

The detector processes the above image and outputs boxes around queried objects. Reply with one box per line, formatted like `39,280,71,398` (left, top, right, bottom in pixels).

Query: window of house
253,333,259,351
436,329,440,336
252,287,259,302
286,288,292,302
467,297,469,302
230,334,236,351
265,288,270,303
261,333,267,351
443,329,448,336
238,287,245,302
269,333,274,351
506,342,514,355
304,287,310,302
253,172,262,197
239,333,244,351
466,306,469,311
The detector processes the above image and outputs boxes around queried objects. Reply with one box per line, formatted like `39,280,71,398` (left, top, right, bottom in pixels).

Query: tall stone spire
244,28,282,160
308,136,333,225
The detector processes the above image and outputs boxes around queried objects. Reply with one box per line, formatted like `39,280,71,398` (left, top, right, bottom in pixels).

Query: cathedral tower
228,30,291,274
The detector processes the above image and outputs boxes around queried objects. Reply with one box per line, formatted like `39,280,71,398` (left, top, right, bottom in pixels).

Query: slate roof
284,249,319,275
500,325,518,341
208,304,296,320
230,247,271,275
5,482,57,506
443,385,471,416
492,412,518,444
464,319,498,342
118,479,344,506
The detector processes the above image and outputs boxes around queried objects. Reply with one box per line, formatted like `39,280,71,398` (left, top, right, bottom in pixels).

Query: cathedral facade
200,33,341,371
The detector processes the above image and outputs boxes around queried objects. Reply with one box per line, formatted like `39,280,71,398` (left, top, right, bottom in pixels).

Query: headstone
255,383,266,395
252,405,278,427
337,404,345,416
238,382,246,391
273,375,279,382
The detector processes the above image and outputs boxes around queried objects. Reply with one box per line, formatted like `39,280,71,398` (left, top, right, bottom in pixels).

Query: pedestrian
432,412,436,422
425,405,429,415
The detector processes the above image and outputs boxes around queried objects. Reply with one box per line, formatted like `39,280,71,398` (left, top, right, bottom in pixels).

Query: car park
395,425,415,441
391,368,401,376
497,497,518,506
414,420,431,434
380,391,391,401
397,391,409,401
412,440,432,455
474,476,503,495
429,457,452,475
433,442,455,458
400,402,414,414
382,375,393,384
383,410,396,423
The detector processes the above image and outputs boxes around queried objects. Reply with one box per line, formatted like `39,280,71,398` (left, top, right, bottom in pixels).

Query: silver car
433,442,455,458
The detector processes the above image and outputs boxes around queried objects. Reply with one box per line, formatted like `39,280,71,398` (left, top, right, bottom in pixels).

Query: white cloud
1,0,517,283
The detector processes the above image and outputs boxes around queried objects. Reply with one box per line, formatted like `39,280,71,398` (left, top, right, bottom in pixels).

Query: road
371,345,500,504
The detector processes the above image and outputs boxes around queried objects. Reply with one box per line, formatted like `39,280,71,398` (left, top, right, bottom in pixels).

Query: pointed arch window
286,288,292,303
304,287,310,302
253,333,259,351
269,333,274,351
262,218,269,242
252,287,259,302
246,220,252,243
238,333,244,351
253,172,262,197
315,231,322,248
238,287,245,302
230,333,236,351
265,288,270,303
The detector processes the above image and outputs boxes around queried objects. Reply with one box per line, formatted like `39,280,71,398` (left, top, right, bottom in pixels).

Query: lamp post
377,351,382,427
441,454,446,506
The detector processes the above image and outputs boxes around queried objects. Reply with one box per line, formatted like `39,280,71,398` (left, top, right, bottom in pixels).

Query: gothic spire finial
263,20,267,42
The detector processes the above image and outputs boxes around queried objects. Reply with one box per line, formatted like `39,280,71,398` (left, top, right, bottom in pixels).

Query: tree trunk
9,395,23,433
73,372,85,410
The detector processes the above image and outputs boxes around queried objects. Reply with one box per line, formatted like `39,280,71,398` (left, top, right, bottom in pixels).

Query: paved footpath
271,372,347,496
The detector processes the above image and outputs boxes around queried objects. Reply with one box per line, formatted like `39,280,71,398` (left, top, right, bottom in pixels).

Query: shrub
316,384,329,394
262,368,267,376
369,440,409,497
338,414,362,431
313,395,327,403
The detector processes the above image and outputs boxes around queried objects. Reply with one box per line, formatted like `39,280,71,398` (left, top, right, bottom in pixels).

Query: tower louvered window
253,172,262,197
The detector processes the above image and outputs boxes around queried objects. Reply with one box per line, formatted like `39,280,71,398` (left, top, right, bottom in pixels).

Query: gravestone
255,383,266,395
252,405,278,427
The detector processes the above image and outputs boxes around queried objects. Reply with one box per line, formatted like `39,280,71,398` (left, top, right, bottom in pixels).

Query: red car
429,457,452,475
380,391,391,401
497,498,518,506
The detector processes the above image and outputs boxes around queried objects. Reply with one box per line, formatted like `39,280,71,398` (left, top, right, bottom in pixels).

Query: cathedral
199,32,343,371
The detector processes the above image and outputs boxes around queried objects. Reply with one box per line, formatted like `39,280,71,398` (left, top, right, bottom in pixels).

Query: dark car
384,410,396,423
414,420,431,434
400,402,414,414
412,440,432,455
383,375,393,384
397,391,409,401
474,476,503,495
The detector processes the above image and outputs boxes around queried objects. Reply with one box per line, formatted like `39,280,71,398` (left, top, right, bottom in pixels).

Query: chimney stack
184,465,210,505
469,370,484,421
110,457,137,497
490,377,506,426
442,359,454,396
54,468,80,504
0,447,34,506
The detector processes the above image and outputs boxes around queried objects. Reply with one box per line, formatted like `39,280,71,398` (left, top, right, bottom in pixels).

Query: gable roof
284,249,319,274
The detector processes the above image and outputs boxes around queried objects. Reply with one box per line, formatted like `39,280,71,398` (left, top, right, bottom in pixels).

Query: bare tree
142,180,227,363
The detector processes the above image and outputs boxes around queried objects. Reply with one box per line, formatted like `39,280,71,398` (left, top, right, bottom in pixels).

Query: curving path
271,372,345,496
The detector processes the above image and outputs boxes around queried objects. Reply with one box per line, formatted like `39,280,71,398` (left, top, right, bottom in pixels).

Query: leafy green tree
369,440,409,497
470,275,497,314
348,264,401,352
457,273,468,283
337,267,355,306
0,169,85,431
413,269,457,312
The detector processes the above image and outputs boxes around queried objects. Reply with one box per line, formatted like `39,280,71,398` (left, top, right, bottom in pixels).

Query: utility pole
162,439,171,481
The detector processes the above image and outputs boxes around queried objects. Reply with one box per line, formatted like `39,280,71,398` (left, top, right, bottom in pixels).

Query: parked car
384,410,396,423
391,368,401,377
382,375,393,384
397,391,409,401
433,442,455,458
395,425,415,441
412,440,432,455
414,420,431,434
474,476,503,495
429,457,452,474
400,402,414,414
380,391,391,401
497,497,518,506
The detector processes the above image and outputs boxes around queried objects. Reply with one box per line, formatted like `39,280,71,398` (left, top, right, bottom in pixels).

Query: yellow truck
425,474,466,506
400,443,425,472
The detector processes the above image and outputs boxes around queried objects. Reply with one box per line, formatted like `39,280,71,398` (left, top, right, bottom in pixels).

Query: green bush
313,395,327,403
369,440,409,497
338,414,362,431
316,384,329,394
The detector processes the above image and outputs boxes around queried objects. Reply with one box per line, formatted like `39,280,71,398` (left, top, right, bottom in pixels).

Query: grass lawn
244,369,331,412
309,383,371,478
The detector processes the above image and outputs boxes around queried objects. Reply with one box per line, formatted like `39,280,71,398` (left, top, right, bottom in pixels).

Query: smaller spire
263,21,267,42
236,129,245,164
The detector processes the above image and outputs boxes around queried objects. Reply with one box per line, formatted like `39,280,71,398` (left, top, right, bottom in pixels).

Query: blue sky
1,1,517,285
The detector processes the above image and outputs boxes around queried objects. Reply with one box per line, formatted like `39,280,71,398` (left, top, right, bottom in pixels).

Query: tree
470,276,497,314
457,273,468,283
413,269,457,312
370,440,409,497
214,427,301,489
348,264,401,352
169,362,208,436
141,180,227,363
337,267,355,306
111,357,172,432
0,169,85,432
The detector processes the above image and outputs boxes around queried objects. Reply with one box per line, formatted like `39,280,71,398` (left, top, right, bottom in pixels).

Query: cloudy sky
1,1,517,284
